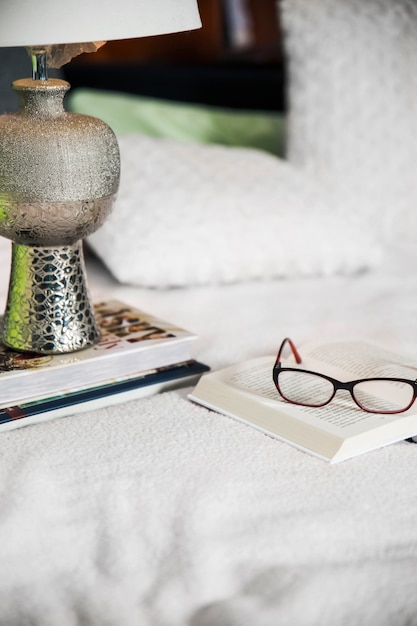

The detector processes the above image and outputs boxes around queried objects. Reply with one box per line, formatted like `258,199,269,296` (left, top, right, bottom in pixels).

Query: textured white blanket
1,237,417,625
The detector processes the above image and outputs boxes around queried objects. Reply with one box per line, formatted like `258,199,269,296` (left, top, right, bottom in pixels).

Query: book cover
189,339,417,463
0,300,197,406
0,360,210,433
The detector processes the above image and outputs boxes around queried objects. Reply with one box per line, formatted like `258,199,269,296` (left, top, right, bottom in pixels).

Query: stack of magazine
0,299,209,433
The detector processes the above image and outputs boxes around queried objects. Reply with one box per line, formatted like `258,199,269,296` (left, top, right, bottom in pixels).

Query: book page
224,357,407,438
295,340,417,381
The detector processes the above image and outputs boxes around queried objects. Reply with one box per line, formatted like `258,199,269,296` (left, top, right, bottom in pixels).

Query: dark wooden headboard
0,1,286,114
64,0,286,112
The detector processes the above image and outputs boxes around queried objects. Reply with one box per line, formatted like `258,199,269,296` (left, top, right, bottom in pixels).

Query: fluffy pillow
280,0,417,244
87,135,380,287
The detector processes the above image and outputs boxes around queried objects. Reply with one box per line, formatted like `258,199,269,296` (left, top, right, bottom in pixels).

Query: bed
1,225,417,626
2,1,417,623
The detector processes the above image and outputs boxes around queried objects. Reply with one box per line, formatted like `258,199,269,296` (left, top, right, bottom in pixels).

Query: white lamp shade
0,0,201,47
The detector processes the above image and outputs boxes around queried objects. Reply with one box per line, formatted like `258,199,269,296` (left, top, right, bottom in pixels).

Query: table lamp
0,0,201,354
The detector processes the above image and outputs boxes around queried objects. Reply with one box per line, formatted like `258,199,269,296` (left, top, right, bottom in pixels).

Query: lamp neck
29,47,48,81
12,78,70,118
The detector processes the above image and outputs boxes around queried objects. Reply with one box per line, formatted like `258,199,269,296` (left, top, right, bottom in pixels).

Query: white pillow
88,135,381,287
280,0,417,244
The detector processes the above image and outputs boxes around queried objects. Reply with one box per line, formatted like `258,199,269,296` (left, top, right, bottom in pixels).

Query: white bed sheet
0,237,417,626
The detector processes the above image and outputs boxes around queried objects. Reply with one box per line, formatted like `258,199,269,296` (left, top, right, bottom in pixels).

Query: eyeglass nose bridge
331,380,357,404
334,380,354,392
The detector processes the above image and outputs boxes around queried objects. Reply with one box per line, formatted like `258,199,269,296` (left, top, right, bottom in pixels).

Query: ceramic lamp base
2,242,100,354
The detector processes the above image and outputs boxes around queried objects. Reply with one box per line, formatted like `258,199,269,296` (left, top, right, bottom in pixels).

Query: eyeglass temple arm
274,337,302,367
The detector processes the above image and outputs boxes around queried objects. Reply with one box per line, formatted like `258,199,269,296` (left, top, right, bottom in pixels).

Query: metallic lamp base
2,242,100,354
0,77,120,354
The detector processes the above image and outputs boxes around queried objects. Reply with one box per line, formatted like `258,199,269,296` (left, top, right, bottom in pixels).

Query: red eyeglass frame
272,337,417,414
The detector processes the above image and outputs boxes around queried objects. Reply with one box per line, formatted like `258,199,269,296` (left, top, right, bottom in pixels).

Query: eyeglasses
272,337,417,414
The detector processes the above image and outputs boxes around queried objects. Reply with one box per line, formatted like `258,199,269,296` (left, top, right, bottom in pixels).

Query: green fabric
67,88,286,156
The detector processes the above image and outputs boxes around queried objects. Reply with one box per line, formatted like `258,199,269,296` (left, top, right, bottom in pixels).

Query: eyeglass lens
352,380,414,413
277,371,334,407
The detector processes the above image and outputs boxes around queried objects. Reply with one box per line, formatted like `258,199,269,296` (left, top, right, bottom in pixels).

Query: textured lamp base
2,242,100,354
0,76,120,355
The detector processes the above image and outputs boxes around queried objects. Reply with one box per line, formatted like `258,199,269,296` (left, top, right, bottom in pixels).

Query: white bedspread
1,238,417,626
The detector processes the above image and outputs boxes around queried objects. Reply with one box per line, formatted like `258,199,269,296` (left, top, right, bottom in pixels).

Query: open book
189,339,417,463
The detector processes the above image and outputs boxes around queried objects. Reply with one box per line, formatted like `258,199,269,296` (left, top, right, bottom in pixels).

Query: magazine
0,299,197,406
0,360,209,433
